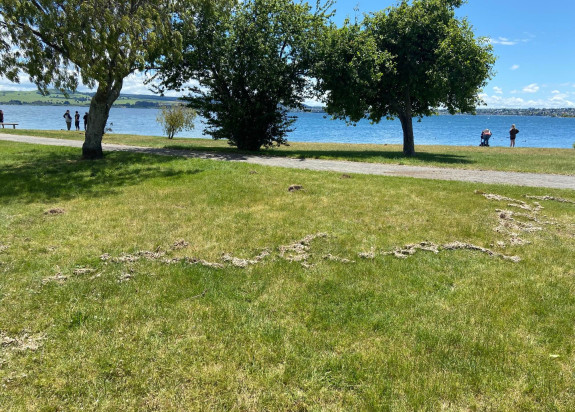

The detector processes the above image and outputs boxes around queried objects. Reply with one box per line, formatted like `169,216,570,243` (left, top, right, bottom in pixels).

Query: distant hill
0,90,179,108
3,90,572,117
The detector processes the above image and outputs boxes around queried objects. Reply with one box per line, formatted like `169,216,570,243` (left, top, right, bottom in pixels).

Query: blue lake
2,104,575,149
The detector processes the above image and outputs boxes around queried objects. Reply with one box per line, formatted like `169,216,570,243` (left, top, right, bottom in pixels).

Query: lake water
2,104,575,149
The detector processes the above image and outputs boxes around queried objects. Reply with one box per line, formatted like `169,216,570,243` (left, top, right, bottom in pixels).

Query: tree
156,104,197,139
316,0,495,156
155,0,332,151
0,0,183,159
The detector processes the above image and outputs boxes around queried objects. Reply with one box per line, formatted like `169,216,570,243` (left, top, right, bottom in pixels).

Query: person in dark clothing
0,109,4,123
83,112,88,131
63,110,72,130
509,124,519,147
480,129,492,146
74,111,81,131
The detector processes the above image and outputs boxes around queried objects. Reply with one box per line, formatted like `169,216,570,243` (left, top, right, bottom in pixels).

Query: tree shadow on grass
0,149,202,205
164,144,475,166
271,149,475,165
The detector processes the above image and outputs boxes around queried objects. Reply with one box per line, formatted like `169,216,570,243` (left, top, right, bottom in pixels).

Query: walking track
2,134,574,191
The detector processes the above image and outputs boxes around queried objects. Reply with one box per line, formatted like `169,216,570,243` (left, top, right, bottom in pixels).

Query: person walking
74,111,81,131
63,110,72,130
509,124,519,147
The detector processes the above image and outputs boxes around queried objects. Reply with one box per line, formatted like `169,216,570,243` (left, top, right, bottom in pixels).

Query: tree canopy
155,0,332,151
0,0,182,158
316,0,495,156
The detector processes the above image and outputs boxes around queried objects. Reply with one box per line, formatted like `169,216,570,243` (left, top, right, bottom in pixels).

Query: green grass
3,128,574,175
1,140,575,410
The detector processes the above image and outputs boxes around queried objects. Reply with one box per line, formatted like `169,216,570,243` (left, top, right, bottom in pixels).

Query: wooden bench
1,123,19,129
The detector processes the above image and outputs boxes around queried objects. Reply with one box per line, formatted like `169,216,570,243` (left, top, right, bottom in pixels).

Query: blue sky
332,0,575,108
1,0,574,108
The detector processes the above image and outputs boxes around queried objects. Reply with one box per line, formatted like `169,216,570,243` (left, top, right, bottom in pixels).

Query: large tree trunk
398,107,415,157
82,79,123,159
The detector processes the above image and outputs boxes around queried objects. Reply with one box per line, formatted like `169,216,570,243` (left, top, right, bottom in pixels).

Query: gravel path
2,133,574,190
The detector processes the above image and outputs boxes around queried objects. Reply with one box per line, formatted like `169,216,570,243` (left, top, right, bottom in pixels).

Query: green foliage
316,0,495,156
156,0,332,151
0,0,183,158
156,104,197,139
0,0,180,93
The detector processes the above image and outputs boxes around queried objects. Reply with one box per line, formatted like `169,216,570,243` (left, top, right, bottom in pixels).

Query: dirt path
2,133,574,190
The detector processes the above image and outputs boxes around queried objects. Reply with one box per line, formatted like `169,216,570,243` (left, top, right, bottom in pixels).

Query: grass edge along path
1,128,574,176
1,133,574,191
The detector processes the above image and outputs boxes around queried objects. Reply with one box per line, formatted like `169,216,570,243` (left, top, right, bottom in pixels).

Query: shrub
156,104,197,139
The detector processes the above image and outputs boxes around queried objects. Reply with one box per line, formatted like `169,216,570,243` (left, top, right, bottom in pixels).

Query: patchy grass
2,128,574,175
1,140,575,410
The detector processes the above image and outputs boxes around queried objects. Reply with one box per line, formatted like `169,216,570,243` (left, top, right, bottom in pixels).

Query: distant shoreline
2,102,574,118
1,90,574,117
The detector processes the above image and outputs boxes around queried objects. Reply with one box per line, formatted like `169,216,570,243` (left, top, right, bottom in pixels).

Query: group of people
480,124,520,147
63,110,88,131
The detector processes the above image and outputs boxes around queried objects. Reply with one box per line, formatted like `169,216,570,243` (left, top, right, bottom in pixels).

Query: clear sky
331,0,575,108
1,0,574,108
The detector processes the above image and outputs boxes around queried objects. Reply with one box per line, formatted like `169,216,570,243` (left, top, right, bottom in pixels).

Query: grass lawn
2,128,574,175
1,140,574,410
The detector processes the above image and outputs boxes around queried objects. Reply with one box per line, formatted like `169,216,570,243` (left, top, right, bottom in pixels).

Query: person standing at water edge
509,124,519,147
83,112,88,131
0,109,4,123
74,111,80,131
63,110,72,130
480,129,492,146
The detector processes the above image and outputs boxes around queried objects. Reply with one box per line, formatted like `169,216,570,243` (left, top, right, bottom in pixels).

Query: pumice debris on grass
101,249,166,263
288,185,303,192
526,195,575,204
182,257,224,269
41,272,68,284
279,233,328,266
479,193,521,203
323,254,355,263
1,331,45,352
222,248,271,268
72,267,95,276
221,254,256,268
377,241,521,263
442,241,521,263
172,239,189,250
118,273,133,282
358,250,375,259
44,208,66,215
382,242,440,259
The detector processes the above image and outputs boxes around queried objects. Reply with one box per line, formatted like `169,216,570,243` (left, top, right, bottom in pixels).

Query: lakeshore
1,104,575,148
